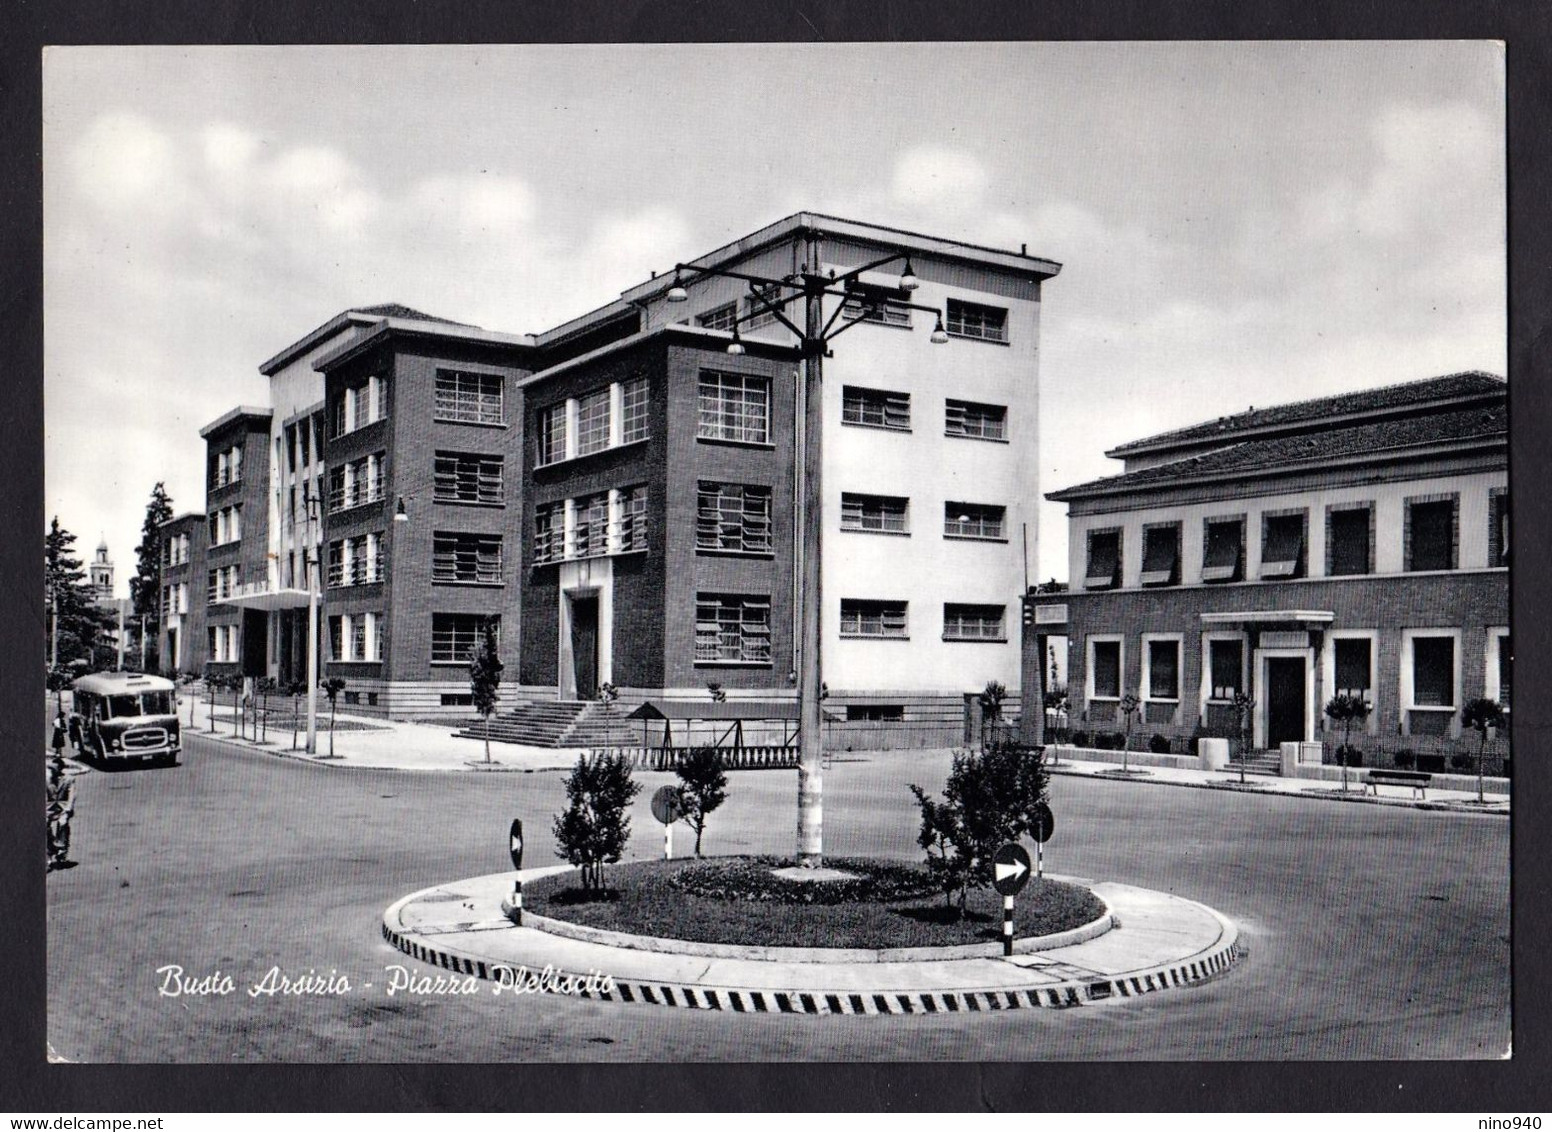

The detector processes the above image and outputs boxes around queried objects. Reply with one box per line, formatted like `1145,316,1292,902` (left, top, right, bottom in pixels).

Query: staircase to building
452,700,590,748
1227,750,1284,776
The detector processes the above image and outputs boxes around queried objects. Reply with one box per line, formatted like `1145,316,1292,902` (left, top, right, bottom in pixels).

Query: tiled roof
1107,371,1505,457
1050,402,1506,500
353,303,474,327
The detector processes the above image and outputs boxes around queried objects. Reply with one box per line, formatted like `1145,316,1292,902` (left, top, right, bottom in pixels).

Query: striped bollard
512,878,523,926
1003,894,1014,956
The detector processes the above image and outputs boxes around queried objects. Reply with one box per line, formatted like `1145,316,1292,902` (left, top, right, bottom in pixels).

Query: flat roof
159,511,206,527
259,304,477,375
516,322,799,391
198,405,273,439
312,316,536,373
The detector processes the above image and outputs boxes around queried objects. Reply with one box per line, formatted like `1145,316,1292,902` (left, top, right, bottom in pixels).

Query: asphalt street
45,732,1509,1061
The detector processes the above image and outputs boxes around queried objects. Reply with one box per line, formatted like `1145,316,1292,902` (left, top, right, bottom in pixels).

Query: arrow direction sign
508,819,524,871
991,843,1033,897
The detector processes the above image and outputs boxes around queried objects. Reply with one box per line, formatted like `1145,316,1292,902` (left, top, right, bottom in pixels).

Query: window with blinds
1085,529,1122,589
432,532,503,585
1202,518,1243,583
618,485,649,552
533,502,563,565
842,493,909,534
697,482,773,553
944,399,1007,440
840,599,908,639
943,603,1005,641
432,614,497,664
696,302,738,331
841,386,910,430
946,299,1009,342
434,452,503,505
944,502,1004,540
694,594,771,664
840,282,912,327
1141,523,1181,587
1260,513,1306,579
572,493,610,558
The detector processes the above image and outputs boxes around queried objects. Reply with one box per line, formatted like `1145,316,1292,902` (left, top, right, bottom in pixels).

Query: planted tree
468,620,503,764
552,752,641,891
674,746,729,857
127,483,174,675
288,679,307,749
320,677,347,757
1323,694,1371,793
1460,697,1506,804
908,738,1050,917
979,680,1008,747
1118,692,1141,772
597,681,619,749
203,666,220,732
1230,691,1256,784
256,676,277,743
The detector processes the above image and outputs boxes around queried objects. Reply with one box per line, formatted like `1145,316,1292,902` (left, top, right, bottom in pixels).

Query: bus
68,672,182,764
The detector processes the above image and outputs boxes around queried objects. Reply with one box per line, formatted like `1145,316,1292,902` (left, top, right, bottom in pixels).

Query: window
364,532,383,583
434,452,503,505
1410,636,1456,707
698,372,769,444
351,617,367,663
841,386,910,430
846,704,904,722
537,403,567,466
432,532,503,585
328,454,385,512
694,594,771,664
327,615,343,662
617,485,649,552
1207,638,1243,700
1334,638,1372,700
298,424,310,468
743,285,785,332
697,482,772,554
1089,639,1122,700
573,493,610,558
332,376,386,438
840,599,908,639
207,566,239,602
1140,523,1181,586
441,693,475,707
575,389,611,457
211,445,242,488
1145,638,1180,700
1489,489,1509,567
944,399,1007,441
1327,506,1373,576
621,377,650,444
696,302,738,331
944,502,1005,540
1491,631,1511,709
842,493,909,534
533,502,563,565
432,614,497,664
435,370,504,425
208,506,242,546
946,299,1009,343
285,424,298,474
1405,495,1457,572
840,282,912,327
943,603,1006,641
1085,529,1122,590
1260,512,1306,579
1201,518,1243,583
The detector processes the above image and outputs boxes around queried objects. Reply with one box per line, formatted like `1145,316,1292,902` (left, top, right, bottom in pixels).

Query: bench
1364,769,1432,800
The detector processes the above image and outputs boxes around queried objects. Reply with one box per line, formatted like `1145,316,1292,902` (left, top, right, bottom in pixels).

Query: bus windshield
103,691,174,718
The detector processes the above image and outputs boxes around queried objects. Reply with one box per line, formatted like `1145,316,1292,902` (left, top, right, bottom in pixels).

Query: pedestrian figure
46,754,76,871
52,713,67,756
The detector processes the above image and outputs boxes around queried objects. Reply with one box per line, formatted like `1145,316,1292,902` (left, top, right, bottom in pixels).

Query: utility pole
795,231,826,866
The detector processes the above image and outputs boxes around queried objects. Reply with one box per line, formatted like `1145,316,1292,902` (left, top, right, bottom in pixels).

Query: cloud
412,173,537,237
891,145,989,208
69,112,187,214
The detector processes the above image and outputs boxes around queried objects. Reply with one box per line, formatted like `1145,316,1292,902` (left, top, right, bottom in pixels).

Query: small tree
908,739,1050,918
1118,692,1141,772
1323,694,1371,793
203,666,219,732
674,747,729,857
468,620,504,764
287,679,307,749
320,677,346,757
552,752,642,891
597,681,619,749
1230,691,1256,784
256,676,277,743
1461,697,1506,804
979,680,1008,747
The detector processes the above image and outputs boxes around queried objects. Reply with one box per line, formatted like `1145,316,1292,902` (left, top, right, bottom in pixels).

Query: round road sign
651,784,684,825
991,842,1033,896
1031,802,1055,844
508,818,524,870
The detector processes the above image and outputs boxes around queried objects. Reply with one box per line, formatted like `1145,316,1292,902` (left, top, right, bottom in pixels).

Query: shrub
1450,752,1473,772
1336,744,1363,768
674,746,728,857
553,753,642,890
1416,753,1446,774
1069,730,1089,748
1393,749,1416,770
1148,733,1171,754
908,739,1050,916
1108,731,1127,751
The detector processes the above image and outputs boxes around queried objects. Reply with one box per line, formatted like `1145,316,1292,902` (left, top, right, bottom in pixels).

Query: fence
591,746,800,771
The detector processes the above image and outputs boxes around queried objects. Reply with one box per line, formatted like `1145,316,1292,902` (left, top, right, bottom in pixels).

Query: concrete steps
452,700,590,747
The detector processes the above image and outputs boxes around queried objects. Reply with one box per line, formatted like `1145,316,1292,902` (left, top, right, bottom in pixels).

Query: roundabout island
382,857,1242,1016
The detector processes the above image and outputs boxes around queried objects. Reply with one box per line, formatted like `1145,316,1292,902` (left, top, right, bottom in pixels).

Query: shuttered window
1260,513,1306,579
434,452,503,505
1085,529,1121,589
842,386,910,430
840,599,908,639
697,482,772,554
694,594,771,664
432,532,503,585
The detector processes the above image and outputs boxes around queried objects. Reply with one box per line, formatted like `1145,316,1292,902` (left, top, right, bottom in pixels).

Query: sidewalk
175,695,1511,814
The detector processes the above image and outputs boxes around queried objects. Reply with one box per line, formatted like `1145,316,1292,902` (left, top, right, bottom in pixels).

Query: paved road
45,733,1508,1061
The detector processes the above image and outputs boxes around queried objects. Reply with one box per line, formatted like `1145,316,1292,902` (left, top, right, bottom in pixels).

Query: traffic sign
508,819,524,870
991,843,1033,896
1031,803,1055,844
651,784,683,825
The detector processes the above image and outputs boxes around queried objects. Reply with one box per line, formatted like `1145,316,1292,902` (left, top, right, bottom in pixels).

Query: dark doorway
1266,656,1306,749
242,609,268,677
570,595,599,700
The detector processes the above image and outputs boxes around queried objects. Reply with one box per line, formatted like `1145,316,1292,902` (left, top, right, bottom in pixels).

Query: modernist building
161,215,1061,730
1024,372,1509,759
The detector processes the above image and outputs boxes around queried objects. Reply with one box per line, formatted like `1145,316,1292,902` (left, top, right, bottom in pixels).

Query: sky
42,41,1505,593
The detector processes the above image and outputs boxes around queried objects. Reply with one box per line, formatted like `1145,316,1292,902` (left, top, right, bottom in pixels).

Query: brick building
160,214,1061,734
1023,372,1509,762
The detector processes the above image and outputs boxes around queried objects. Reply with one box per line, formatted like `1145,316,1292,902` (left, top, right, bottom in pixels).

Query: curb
381,880,1242,1015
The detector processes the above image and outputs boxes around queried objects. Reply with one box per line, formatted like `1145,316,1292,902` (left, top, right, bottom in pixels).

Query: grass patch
524,856,1105,949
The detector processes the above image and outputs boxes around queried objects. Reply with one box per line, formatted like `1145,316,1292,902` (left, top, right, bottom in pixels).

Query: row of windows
328,533,385,588
838,599,1007,642
1085,490,1508,590
1085,630,1511,713
210,444,243,490
536,378,649,466
207,565,241,602
327,611,384,662
842,387,1007,440
840,495,1006,540
533,486,649,566
329,454,385,513
282,415,322,475
164,532,192,566
332,375,389,439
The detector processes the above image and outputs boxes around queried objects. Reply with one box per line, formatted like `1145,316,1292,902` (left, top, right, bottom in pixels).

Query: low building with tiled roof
1025,372,1509,775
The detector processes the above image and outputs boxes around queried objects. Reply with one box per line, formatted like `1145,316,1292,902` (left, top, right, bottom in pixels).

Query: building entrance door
570,595,599,700
1266,656,1306,749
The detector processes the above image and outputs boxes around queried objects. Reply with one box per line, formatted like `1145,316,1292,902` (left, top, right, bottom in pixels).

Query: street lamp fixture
662,231,949,867
394,495,409,523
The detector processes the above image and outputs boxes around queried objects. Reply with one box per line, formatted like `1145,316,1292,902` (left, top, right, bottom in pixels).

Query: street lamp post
667,230,946,867
302,484,321,754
